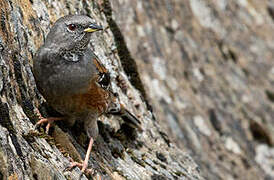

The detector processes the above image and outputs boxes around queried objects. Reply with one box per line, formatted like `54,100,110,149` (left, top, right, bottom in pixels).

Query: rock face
111,0,274,179
0,0,201,180
0,0,273,180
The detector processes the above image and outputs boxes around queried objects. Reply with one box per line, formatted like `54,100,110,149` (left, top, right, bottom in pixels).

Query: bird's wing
92,56,108,74
92,56,110,90
92,55,142,130
107,101,142,131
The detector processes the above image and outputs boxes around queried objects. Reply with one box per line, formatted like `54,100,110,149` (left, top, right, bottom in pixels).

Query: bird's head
44,15,103,52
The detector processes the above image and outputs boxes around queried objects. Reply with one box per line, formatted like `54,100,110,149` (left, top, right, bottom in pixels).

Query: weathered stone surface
111,0,274,179
0,0,201,180
1,0,273,179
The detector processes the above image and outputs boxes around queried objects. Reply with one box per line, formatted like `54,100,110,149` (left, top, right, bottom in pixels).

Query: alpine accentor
33,14,141,173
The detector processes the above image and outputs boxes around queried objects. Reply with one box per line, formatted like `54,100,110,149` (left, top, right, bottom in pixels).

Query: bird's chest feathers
62,51,82,62
46,53,97,96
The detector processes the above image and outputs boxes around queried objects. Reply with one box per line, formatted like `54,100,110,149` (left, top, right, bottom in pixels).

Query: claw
65,138,97,178
66,158,94,175
34,117,63,134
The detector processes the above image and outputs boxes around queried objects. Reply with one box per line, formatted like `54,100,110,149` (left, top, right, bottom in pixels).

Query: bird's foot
34,116,63,134
67,158,94,175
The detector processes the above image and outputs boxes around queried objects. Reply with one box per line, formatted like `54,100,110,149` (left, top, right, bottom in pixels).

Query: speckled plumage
33,15,141,173
33,15,107,137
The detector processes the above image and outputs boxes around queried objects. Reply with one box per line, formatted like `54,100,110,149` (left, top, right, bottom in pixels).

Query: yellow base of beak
84,28,100,33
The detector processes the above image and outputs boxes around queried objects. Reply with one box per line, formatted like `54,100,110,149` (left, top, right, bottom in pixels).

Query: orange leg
35,117,63,134
82,137,94,172
68,138,96,175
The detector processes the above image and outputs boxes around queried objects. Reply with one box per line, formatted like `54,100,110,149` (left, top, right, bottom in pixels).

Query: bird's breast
39,49,109,116
70,76,110,115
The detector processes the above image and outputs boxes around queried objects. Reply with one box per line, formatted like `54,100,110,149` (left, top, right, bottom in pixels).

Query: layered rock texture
0,0,273,179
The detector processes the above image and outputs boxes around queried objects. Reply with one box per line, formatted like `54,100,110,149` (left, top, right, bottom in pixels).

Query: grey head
44,15,103,55
33,15,103,105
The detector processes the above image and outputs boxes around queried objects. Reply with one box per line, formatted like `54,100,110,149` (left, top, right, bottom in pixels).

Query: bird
33,14,141,174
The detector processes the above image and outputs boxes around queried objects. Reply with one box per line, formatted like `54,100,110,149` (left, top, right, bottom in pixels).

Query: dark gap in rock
218,155,223,161
151,174,168,180
120,123,138,141
13,55,25,92
109,141,125,159
0,13,6,32
22,132,36,145
0,102,16,133
0,171,3,180
228,49,237,63
165,25,175,34
98,121,111,143
18,7,24,21
147,103,156,121
233,173,238,179
156,152,167,163
12,54,38,124
208,109,222,134
0,39,4,54
130,154,145,167
112,122,144,150
0,101,25,165
0,10,8,38
33,173,38,180
267,5,274,20
242,68,249,77
184,70,189,80
10,133,23,158
6,81,15,103
249,120,272,146
21,99,36,124
159,131,171,147
217,41,238,63
241,157,251,169
192,87,197,94
265,89,274,103
199,67,205,76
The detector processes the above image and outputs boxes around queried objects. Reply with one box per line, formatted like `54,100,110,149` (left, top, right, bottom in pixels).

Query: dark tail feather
107,103,142,131
120,108,142,131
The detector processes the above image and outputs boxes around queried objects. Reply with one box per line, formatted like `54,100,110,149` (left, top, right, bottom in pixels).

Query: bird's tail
107,102,142,131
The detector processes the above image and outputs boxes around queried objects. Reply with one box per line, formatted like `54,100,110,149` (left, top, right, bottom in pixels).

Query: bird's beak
84,23,103,33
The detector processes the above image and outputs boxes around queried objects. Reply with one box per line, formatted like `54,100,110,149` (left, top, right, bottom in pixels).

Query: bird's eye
68,24,77,31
